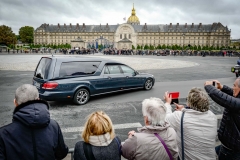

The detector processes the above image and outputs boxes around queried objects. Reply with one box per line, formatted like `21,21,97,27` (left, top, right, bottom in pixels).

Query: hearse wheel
74,88,90,105
144,78,153,90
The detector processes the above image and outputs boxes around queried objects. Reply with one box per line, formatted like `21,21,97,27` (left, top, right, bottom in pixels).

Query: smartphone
169,92,179,104
212,81,215,86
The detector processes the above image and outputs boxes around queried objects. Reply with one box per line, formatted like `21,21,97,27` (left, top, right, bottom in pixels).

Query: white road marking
62,122,143,133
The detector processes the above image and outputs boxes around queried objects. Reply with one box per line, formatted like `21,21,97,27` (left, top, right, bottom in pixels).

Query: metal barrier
68,148,74,160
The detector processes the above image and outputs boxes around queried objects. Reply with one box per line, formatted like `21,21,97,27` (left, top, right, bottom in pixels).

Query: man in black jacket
0,84,68,160
204,79,240,159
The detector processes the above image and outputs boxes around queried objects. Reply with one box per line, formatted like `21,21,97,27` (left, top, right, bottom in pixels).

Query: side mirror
134,71,138,76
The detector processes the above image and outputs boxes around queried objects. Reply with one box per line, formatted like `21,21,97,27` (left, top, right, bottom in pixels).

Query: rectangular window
105,65,121,74
59,61,101,77
120,34,122,39
34,58,52,79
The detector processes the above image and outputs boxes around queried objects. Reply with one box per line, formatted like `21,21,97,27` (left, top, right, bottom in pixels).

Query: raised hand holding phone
164,91,172,104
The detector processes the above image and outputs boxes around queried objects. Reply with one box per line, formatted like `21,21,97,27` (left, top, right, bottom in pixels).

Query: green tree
132,45,135,50
197,45,201,51
0,25,16,46
209,45,214,50
16,35,21,41
205,45,209,50
98,44,103,49
137,44,141,50
19,26,34,43
149,45,154,50
162,44,166,49
144,44,149,50
193,45,197,50
157,44,161,49
172,45,176,50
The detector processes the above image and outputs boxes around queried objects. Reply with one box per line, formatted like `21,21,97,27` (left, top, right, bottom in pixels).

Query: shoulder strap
154,133,173,160
83,142,95,160
181,111,185,160
114,137,122,156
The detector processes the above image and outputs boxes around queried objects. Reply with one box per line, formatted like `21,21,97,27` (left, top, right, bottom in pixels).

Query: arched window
120,34,122,39
129,34,131,39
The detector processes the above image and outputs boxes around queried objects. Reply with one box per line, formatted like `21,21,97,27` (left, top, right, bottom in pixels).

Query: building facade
34,5,231,49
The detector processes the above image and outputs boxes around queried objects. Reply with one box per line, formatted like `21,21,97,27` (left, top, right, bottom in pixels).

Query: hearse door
102,65,125,93
120,65,143,88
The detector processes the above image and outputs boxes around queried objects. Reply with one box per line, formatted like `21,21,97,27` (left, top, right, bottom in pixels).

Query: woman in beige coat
121,97,179,160
164,88,217,160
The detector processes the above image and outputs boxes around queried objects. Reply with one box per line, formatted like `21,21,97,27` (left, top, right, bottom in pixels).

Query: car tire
236,73,239,78
73,88,90,105
144,78,153,90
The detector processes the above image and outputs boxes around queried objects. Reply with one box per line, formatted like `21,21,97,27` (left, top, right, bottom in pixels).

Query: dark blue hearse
33,56,155,105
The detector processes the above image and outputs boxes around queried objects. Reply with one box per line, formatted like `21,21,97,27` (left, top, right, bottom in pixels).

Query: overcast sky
0,0,239,39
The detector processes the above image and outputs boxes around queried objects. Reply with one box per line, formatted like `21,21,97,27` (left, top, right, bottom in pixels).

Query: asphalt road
0,54,237,151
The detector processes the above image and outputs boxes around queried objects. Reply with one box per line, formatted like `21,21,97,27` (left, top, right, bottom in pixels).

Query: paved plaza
0,54,199,71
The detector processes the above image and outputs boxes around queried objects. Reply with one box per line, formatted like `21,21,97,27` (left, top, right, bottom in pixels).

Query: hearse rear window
59,61,101,77
35,58,52,79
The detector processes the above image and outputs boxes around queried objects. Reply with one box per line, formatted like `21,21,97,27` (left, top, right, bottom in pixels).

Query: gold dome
127,4,140,25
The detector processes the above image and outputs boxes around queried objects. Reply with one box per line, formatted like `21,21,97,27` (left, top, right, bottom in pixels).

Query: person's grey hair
187,87,209,112
15,84,39,105
142,97,167,126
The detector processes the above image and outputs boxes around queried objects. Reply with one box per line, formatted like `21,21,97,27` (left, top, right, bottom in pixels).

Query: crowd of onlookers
101,48,240,57
1,47,239,57
0,77,240,159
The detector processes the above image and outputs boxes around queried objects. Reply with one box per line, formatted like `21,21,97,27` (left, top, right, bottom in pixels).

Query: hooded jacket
205,85,240,151
121,125,178,160
0,100,68,160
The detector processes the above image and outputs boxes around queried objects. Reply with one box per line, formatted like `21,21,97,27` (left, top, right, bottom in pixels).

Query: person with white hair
164,87,217,160
121,97,178,160
0,84,68,160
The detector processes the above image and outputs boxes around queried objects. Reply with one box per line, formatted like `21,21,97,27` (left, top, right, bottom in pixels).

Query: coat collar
138,123,170,133
13,100,49,114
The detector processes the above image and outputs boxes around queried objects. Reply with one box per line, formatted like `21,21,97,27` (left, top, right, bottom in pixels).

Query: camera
212,81,215,86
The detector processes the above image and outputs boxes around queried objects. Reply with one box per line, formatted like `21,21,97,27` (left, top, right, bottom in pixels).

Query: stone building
34,5,231,49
